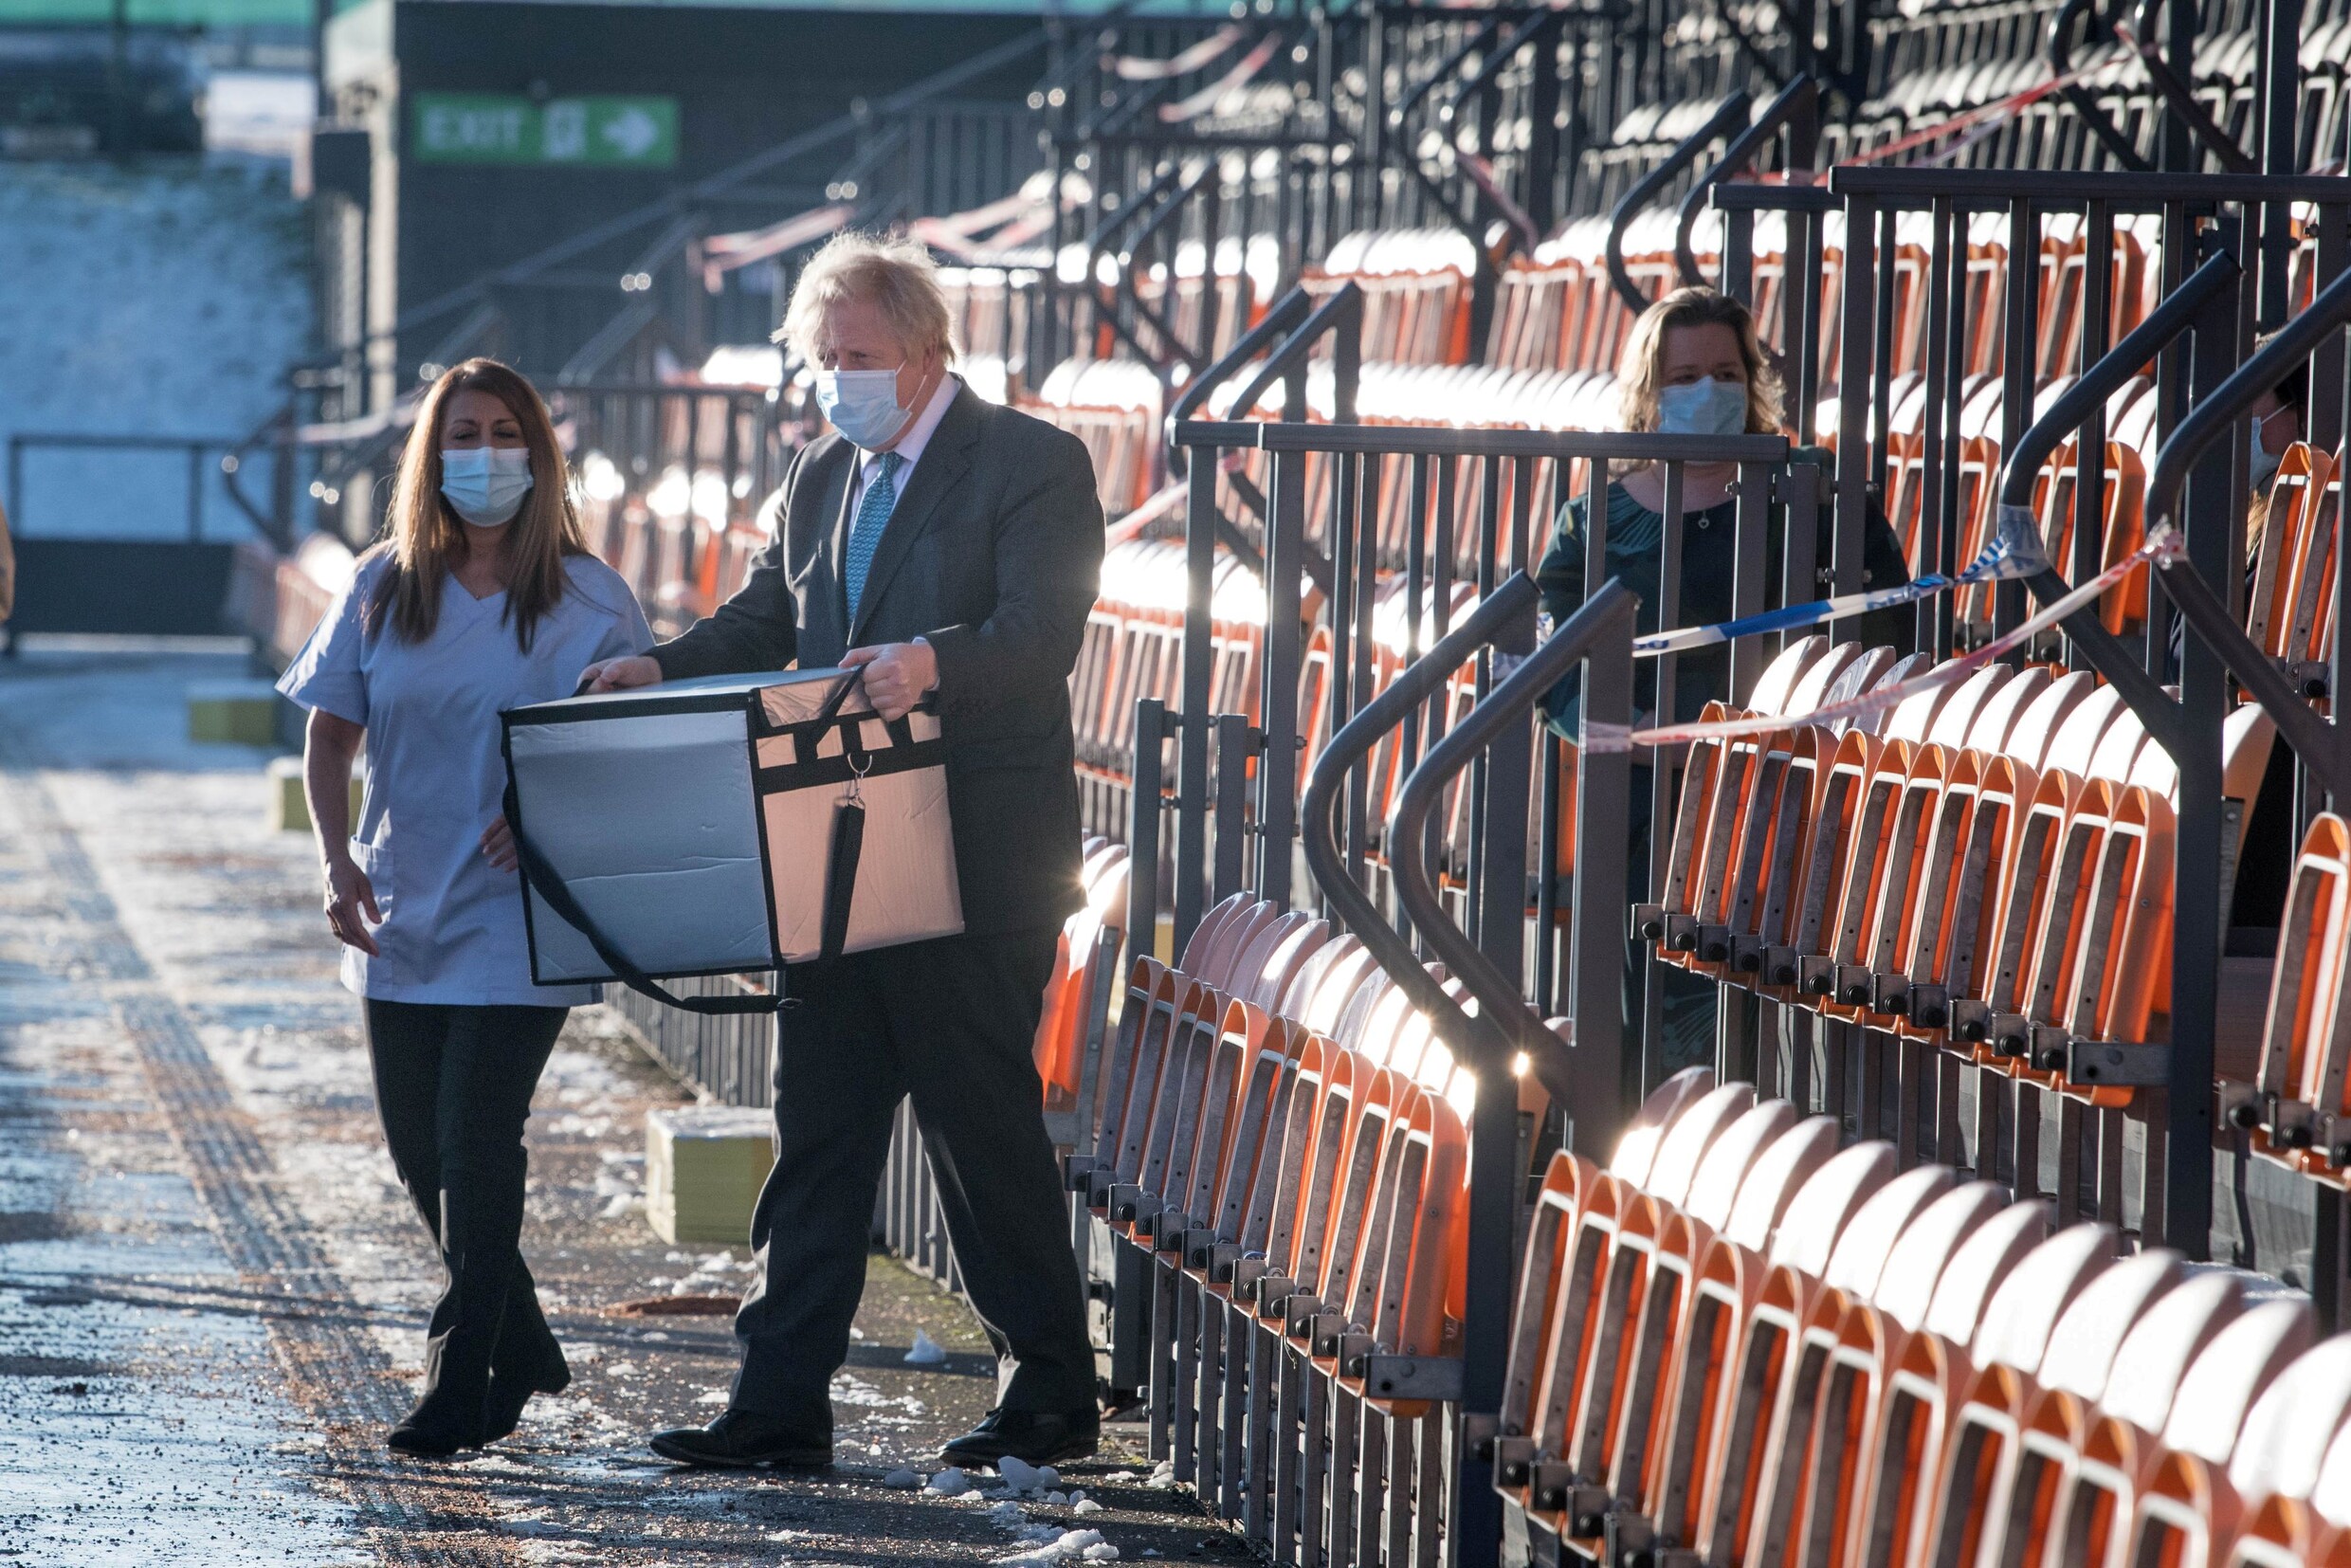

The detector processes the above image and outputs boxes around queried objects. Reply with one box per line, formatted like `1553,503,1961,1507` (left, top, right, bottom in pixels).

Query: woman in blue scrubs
281,358,652,1455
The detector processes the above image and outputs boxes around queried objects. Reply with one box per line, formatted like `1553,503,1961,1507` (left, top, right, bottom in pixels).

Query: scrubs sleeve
597,591,655,662
568,557,656,668
276,567,373,725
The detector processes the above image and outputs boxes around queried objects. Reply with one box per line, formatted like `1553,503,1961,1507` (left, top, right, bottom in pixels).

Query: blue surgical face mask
440,446,534,527
1654,376,1750,439
816,367,914,450
2250,414,2285,494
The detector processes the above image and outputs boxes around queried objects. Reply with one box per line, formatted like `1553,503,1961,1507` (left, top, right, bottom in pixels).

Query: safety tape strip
1632,501,2051,657
1582,526,2179,755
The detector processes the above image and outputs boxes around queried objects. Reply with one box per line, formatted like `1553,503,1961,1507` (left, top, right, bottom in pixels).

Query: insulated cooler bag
501,666,964,1012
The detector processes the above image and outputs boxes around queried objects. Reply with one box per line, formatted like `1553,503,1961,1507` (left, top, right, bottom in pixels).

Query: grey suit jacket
649,383,1106,937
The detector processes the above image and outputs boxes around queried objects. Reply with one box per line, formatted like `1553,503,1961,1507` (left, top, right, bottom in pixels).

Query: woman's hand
481,815,518,873
323,854,381,956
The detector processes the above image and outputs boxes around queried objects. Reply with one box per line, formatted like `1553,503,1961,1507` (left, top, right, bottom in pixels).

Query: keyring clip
845,752,873,805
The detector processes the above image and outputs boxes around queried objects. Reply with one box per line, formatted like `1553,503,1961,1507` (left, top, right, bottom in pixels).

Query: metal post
1522,15,1561,240
2254,0,2303,329
1573,606,1636,1138
1261,447,1306,909
1834,195,1878,597
1176,454,1219,950
1213,712,1249,905
1129,699,1166,971
2164,271,2237,1257
1457,594,1537,1568
1995,196,2035,640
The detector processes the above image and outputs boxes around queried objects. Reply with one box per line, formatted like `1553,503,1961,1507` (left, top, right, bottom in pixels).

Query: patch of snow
903,1328,949,1365
881,1468,921,1489
992,1527,1113,1566
925,1467,975,1497
1072,1498,1104,1516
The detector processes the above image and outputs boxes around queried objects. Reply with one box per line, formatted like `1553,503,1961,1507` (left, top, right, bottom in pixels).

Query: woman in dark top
1537,285,1913,1070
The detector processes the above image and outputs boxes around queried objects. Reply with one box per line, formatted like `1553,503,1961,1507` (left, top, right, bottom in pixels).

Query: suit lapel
847,385,983,644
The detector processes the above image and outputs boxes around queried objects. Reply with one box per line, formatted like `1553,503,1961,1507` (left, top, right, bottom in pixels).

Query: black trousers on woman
363,999,570,1433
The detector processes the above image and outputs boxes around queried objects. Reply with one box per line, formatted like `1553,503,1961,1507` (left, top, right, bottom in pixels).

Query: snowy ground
0,159,310,544
0,641,1248,1567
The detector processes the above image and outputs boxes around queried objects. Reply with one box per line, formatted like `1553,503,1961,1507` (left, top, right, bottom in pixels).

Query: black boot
482,1339,571,1445
388,1376,491,1457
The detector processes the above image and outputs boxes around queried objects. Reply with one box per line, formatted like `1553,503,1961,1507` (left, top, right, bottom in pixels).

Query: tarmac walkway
0,640,1248,1567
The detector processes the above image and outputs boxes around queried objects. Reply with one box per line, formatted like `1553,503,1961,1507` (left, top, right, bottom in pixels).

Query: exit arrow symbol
602,106,661,160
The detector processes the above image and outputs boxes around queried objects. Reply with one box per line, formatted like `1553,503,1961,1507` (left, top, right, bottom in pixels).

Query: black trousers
363,1000,569,1407
729,927,1093,1433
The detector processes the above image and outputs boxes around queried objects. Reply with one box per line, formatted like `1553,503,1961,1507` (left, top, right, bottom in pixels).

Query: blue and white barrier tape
1584,526,2178,755
1631,503,2050,658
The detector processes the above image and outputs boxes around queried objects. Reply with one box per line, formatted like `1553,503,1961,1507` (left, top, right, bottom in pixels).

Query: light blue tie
843,450,902,622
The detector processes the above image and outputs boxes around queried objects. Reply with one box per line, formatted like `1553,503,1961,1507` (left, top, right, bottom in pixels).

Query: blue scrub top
279,551,654,1007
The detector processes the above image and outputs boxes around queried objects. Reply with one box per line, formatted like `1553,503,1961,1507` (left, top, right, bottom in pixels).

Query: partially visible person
1536,285,1912,1071
2246,352,2310,566
279,358,653,1456
2248,355,2308,499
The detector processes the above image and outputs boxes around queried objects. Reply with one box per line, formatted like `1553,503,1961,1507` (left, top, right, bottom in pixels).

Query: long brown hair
1616,286,1785,436
368,358,583,648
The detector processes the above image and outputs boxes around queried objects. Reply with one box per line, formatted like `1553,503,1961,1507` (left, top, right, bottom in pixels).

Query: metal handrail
2125,0,2256,174
1222,283,1363,431
1106,161,1220,374
1165,285,1313,434
1996,250,2351,803
2147,264,2351,532
1299,572,1543,1077
1434,9,1557,131
1607,92,1753,314
1994,246,2242,756
1828,165,2350,204
1388,580,1642,1094
2046,0,2152,172
1387,11,1510,130
1673,77,1818,288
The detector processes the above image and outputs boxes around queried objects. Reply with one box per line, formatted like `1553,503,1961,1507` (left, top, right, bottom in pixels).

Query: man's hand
481,815,518,873
578,654,664,693
841,639,939,721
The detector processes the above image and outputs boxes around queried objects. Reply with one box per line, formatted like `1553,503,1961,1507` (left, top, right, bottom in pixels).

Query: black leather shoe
940,1407,1100,1469
648,1410,831,1469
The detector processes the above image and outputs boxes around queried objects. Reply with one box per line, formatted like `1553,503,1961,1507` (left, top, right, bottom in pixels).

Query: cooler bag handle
501,775,785,1015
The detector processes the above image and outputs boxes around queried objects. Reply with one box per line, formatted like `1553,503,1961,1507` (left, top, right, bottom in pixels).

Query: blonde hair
1616,286,1783,437
369,357,584,649
776,230,957,366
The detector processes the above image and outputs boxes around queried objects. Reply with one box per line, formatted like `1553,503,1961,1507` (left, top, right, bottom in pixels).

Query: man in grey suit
581,231,1104,1471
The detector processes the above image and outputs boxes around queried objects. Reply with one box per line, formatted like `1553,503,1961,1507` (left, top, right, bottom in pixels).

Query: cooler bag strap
819,796,865,964
810,666,866,729
501,777,783,1015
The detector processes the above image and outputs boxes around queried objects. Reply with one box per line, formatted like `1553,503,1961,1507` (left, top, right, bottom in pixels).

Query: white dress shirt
847,369,960,523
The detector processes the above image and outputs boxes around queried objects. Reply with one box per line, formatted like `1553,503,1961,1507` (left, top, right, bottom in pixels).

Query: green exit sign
410,94,679,168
